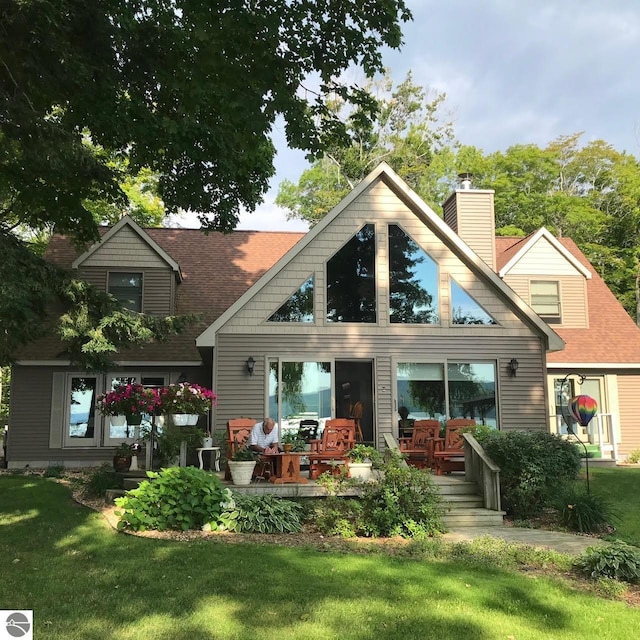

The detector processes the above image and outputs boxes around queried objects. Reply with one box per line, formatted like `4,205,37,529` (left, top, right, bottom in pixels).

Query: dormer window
108,272,143,312
530,280,561,323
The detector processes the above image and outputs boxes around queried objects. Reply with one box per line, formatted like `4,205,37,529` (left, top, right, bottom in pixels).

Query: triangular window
450,279,498,325
268,277,314,323
388,224,439,324
327,224,376,323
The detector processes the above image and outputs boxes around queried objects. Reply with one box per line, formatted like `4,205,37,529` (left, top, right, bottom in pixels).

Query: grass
1,475,638,639
585,466,640,546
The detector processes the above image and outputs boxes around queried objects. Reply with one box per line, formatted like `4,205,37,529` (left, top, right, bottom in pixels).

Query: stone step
443,507,506,528
443,494,484,509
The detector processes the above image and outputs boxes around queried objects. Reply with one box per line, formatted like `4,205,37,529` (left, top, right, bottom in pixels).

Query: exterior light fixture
509,358,519,377
246,356,256,377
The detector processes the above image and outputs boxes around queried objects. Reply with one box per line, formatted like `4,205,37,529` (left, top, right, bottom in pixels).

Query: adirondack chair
225,418,257,480
432,418,475,475
308,418,356,479
398,419,440,469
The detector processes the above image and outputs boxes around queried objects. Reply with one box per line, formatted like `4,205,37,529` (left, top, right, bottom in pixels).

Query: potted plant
158,383,217,425
228,446,258,485
347,444,383,482
113,441,135,472
280,429,306,453
98,384,159,426
202,430,214,448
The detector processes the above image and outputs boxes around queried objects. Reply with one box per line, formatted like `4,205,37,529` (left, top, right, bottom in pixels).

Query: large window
269,361,332,433
531,280,560,323
327,225,376,323
108,272,143,312
451,279,497,325
65,375,98,446
389,224,439,324
397,361,497,427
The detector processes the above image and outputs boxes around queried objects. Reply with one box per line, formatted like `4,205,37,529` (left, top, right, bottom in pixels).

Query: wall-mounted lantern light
246,356,256,377
509,358,519,377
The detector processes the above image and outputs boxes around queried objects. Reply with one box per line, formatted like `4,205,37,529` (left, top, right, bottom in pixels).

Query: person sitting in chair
248,417,280,454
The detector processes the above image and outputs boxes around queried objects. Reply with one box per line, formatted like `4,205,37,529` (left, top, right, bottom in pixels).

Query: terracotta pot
113,455,132,472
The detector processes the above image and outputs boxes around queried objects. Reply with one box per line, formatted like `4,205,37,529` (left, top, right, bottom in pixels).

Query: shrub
358,460,446,538
627,449,640,464
114,466,232,531
575,541,640,583
84,463,121,497
480,430,582,518
312,497,361,538
554,487,616,534
210,493,304,534
43,465,65,478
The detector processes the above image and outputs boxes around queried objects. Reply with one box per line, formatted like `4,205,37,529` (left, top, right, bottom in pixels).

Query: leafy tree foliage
276,71,457,224
0,0,412,366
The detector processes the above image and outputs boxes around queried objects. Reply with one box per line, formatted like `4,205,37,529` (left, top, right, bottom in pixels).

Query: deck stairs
110,468,505,528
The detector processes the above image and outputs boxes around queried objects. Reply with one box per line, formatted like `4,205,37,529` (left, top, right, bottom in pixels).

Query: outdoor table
196,446,221,471
264,452,308,484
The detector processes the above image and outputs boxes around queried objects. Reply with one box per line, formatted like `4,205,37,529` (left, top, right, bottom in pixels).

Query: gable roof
496,236,640,365
497,228,591,279
71,216,184,280
196,162,565,352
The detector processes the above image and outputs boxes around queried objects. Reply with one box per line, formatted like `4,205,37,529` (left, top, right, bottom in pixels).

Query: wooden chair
398,419,440,469
432,418,475,475
225,418,256,480
308,419,356,480
349,401,364,442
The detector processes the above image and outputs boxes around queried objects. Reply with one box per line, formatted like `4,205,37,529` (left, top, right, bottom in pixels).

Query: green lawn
0,475,638,640
587,466,640,546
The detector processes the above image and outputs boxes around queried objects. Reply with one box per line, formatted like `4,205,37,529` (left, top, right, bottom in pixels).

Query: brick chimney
442,173,496,271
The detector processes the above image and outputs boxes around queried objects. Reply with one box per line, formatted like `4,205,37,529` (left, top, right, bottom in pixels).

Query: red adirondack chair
308,419,356,480
398,419,441,469
432,418,475,475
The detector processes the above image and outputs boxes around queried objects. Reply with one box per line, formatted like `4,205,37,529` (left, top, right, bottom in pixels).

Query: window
396,361,497,427
65,375,98,446
530,280,560,323
108,272,143,312
269,360,332,432
268,277,314,322
389,224,439,324
450,279,497,325
327,225,376,323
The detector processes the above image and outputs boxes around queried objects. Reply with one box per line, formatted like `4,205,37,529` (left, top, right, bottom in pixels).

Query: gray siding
213,333,548,448
505,274,588,328
82,225,168,268
79,266,174,315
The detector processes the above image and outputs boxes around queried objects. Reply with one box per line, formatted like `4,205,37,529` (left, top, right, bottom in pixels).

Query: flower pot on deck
228,461,256,485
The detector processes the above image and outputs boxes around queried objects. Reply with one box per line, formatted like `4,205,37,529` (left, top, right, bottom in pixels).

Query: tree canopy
0,0,413,368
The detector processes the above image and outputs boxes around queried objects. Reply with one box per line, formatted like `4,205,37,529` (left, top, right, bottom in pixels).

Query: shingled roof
496,236,640,365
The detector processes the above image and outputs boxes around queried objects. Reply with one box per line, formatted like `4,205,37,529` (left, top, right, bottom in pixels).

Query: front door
335,360,374,443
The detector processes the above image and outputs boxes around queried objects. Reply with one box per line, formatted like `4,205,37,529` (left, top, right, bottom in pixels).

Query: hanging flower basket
158,383,217,417
110,415,127,427
125,414,143,426
98,384,159,418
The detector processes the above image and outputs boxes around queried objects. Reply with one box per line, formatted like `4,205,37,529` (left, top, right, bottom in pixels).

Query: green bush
312,497,361,538
211,493,304,534
358,460,445,538
114,466,232,532
554,487,616,534
627,449,640,464
575,541,640,583
480,430,582,518
84,463,121,497
43,465,65,478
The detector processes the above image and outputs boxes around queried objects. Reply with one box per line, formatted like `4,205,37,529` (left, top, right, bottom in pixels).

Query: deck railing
463,433,501,511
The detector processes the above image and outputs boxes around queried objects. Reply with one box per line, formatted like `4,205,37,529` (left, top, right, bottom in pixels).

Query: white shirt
249,422,279,449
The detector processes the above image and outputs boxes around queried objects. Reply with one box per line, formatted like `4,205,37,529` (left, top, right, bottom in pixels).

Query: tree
276,71,457,225
0,0,412,367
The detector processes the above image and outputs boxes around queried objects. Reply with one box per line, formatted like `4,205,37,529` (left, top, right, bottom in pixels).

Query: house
6,163,640,468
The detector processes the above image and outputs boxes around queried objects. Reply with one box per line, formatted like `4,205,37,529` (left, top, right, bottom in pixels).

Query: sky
182,0,640,232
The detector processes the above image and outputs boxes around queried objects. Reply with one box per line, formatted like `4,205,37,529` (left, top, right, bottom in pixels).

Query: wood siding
7,365,207,467
81,225,168,268
617,374,640,455
79,266,174,315
221,181,529,334
504,274,588,328
442,189,496,270
213,333,548,448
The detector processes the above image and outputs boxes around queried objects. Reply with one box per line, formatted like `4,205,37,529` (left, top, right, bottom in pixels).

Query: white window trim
63,373,102,448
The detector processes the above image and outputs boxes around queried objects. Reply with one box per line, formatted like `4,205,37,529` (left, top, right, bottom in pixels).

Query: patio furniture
196,446,221,471
308,418,356,479
349,401,364,441
298,419,320,443
263,452,309,484
432,418,475,475
398,419,440,469
225,418,257,480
